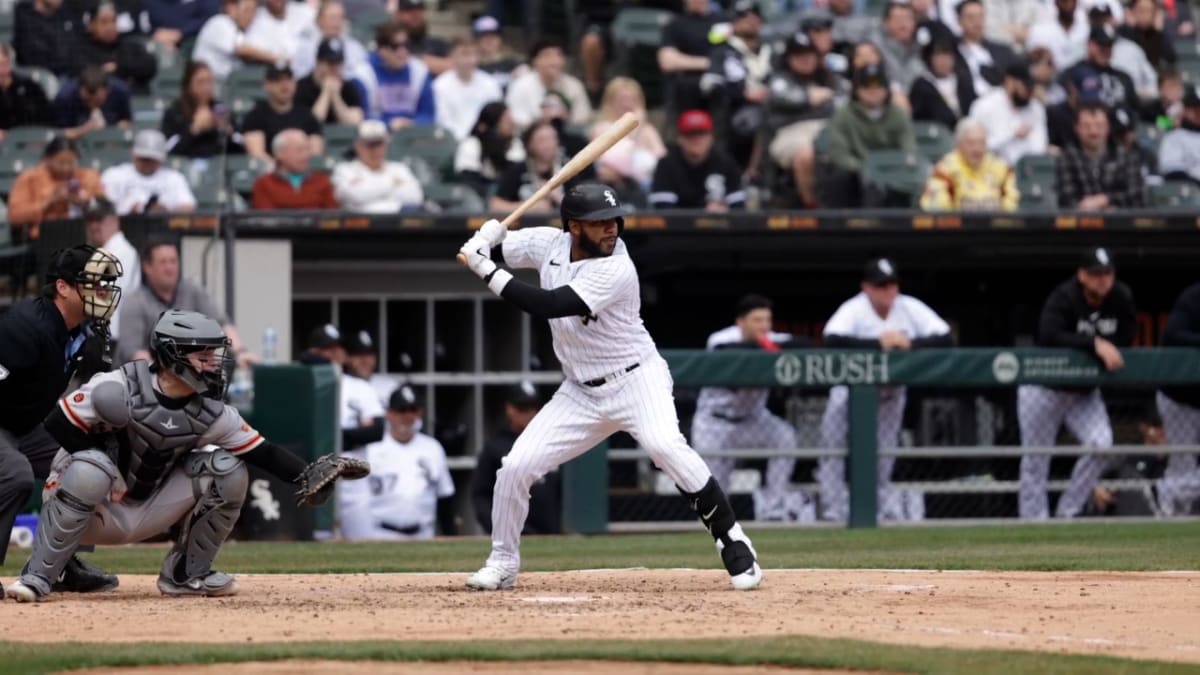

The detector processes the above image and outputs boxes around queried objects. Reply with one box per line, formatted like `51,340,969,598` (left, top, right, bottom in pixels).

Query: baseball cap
786,32,817,56
853,62,889,89
732,0,761,17
45,244,109,283
1004,61,1034,86
342,329,375,355
132,129,167,161
317,37,345,64
396,0,424,9
308,323,341,350
388,385,422,410
357,119,389,143
472,15,501,37
1112,106,1134,135
265,61,294,81
505,380,541,409
1089,24,1116,46
677,109,714,135
800,13,834,31
83,195,116,221
863,257,900,285
1080,246,1115,272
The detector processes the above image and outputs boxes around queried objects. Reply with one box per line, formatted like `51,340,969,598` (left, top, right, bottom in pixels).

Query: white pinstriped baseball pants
691,409,797,507
1156,392,1200,512
484,355,712,572
1017,385,1112,520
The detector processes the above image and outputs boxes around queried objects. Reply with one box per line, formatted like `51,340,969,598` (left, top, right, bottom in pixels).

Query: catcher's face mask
75,248,123,321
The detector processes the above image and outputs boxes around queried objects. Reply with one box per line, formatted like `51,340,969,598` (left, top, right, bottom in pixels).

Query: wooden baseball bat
457,111,641,265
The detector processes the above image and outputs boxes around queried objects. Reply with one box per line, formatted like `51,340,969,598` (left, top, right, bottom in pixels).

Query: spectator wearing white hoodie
331,120,424,213
968,61,1047,165
433,36,502,141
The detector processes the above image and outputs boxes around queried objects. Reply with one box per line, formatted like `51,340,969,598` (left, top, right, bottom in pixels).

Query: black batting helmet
560,182,625,234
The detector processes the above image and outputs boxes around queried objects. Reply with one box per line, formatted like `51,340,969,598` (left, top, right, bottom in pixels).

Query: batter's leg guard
11,450,117,601
158,450,247,597
680,477,763,590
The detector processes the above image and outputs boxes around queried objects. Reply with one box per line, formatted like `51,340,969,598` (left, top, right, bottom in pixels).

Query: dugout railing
568,348,1200,532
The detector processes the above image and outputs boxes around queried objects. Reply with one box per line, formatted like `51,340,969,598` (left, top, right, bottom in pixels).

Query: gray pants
814,385,908,522
1156,392,1200,514
1017,385,1112,520
0,425,66,565
691,408,797,515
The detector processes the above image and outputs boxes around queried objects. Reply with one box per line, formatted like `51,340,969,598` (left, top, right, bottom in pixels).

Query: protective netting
608,383,1200,525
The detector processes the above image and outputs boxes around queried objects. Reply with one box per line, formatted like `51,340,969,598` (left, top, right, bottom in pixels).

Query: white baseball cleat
466,565,517,591
718,524,763,591
730,562,764,591
6,579,48,603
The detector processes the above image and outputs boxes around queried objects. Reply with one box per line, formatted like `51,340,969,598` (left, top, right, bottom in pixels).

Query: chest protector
117,361,224,501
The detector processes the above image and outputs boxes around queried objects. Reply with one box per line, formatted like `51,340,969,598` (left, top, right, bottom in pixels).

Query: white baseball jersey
337,432,454,540
501,227,658,383
823,292,950,341
695,325,795,419
340,373,385,433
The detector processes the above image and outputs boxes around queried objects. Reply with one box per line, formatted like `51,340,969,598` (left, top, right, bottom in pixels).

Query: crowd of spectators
1,0,1199,231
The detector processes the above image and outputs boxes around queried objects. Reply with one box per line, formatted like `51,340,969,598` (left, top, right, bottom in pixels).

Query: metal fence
598,349,1200,530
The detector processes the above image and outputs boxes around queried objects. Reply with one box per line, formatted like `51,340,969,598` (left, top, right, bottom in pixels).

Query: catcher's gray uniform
17,361,264,597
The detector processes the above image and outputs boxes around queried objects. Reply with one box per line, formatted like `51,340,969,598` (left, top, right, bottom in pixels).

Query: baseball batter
338,385,456,540
1017,247,1136,520
691,294,804,520
815,258,952,522
6,310,367,602
457,182,762,591
1155,282,1200,516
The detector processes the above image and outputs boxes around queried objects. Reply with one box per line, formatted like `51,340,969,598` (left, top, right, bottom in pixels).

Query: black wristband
483,268,499,283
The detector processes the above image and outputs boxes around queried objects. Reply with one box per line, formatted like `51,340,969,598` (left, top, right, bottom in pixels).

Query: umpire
0,245,123,593
472,382,561,535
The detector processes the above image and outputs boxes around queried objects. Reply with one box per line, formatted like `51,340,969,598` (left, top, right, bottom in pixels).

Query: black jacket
0,74,52,130
1036,278,1136,352
909,69,976,132
1161,283,1200,408
0,298,80,436
161,98,228,159
649,145,745,210
13,2,80,76
69,34,158,93
471,427,561,535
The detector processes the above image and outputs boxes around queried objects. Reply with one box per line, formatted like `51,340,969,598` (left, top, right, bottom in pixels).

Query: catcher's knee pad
59,449,119,506
185,449,248,506
24,449,117,589
679,476,737,544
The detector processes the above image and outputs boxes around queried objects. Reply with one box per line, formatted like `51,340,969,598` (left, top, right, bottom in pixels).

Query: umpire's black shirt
1161,283,1200,408
0,297,77,436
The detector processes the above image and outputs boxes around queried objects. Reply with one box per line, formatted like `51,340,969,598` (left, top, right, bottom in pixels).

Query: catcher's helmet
151,310,235,399
560,182,626,234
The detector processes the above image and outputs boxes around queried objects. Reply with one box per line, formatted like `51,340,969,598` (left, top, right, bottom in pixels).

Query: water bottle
262,327,278,365
227,366,253,411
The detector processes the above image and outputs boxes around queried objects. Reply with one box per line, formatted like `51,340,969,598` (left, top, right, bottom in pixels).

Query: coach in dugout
0,246,123,596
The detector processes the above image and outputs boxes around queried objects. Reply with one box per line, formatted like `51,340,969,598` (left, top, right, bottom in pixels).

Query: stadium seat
389,126,457,180
0,127,57,157
352,8,392,46
81,127,134,155
224,67,268,104
132,95,170,124
14,66,60,100
861,149,931,207
1176,53,1200,84
610,8,673,109
423,182,485,213
310,155,338,172
1017,177,1057,210
912,121,954,165
396,155,436,184
1174,37,1200,58
1150,180,1200,208
152,63,185,96
0,154,38,198
1135,124,1163,156
323,124,358,160
224,155,272,197
1016,153,1056,183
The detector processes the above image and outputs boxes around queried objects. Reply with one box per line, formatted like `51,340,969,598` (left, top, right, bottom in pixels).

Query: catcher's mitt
295,454,371,506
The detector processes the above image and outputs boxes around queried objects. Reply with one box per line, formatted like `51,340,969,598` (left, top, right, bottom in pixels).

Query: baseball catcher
6,310,369,602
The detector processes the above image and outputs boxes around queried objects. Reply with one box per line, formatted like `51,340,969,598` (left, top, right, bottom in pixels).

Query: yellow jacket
920,150,1019,212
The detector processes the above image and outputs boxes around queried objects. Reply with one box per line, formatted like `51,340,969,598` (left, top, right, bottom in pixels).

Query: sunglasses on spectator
386,41,409,50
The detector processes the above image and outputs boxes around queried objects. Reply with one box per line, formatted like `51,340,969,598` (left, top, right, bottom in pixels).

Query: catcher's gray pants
0,425,67,565
814,385,907,522
1017,385,1112,520
1156,392,1200,513
691,408,797,509
19,447,247,594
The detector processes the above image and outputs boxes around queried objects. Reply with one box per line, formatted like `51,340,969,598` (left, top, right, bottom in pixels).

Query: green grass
4,522,1198,575
1,636,1196,675
3,523,1197,673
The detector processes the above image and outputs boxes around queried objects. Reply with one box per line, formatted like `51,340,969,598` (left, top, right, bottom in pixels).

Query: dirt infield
70,661,862,674
3,569,1198,665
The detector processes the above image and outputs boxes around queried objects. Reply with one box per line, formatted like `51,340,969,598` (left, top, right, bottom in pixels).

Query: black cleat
52,555,119,593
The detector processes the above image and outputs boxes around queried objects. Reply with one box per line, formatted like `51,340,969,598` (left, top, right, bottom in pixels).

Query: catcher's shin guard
19,450,118,596
162,450,247,583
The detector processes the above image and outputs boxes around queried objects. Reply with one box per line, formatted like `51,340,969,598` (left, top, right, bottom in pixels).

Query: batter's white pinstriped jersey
823,293,950,340
696,325,794,418
502,227,657,383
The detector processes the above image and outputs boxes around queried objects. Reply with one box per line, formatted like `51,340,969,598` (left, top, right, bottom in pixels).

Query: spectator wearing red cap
649,110,745,212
